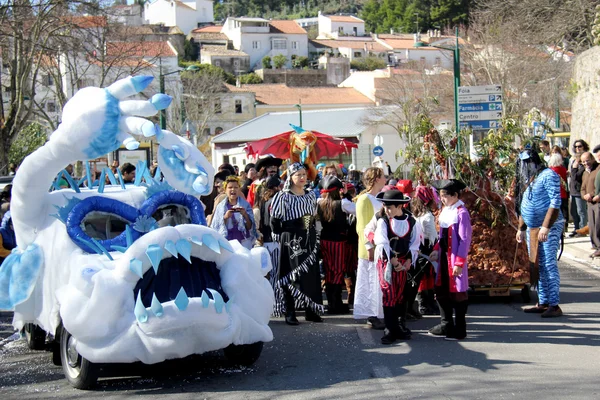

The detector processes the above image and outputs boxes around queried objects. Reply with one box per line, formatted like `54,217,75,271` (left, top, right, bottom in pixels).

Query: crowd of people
3,136,599,344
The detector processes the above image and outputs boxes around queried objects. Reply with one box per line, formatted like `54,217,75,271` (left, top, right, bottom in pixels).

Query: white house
109,4,144,26
375,35,454,69
144,0,213,35
317,13,365,39
221,18,308,70
310,38,389,62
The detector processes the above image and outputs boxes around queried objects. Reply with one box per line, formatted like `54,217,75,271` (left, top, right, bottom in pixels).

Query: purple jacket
436,205,472,293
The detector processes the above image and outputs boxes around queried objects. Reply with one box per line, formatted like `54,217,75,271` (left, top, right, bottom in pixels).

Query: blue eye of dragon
66,191,207,254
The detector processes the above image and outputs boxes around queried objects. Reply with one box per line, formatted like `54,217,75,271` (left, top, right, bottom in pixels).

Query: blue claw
129,258,143,278
151,93,173,110
131,75,154,92
154,123,164,141
124,137,140,150
146,244,163,274
202,234,221,254
164,240,178,258
142,121,156,138
201,290,210,308
176,239,192,263
208,289,224,314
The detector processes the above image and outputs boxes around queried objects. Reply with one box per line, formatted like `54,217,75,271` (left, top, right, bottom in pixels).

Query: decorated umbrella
245,124,358,180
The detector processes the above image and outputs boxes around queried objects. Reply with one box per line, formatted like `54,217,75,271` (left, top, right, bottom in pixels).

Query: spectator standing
592,145,600,258
120,163,136,184
568,140,589,237
580,152,599,257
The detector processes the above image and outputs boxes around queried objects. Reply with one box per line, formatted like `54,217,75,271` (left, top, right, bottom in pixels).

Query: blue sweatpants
526,219,564,306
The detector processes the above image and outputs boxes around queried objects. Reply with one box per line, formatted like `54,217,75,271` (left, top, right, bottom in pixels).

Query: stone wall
571,46,600,147
255,69,329,87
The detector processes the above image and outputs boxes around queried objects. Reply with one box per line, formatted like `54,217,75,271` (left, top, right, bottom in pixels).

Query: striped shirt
521,168,563,228
270,189,317,222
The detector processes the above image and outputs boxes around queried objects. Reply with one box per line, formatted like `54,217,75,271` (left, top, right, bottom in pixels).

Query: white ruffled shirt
374,214,422,283
438,200,464,228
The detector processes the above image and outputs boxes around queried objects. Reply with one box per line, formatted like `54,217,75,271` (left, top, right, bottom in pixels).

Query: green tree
292,55,309,69
262,56,272,69
239,73,263,84
351,56,386,71
430,0,470,29
272,54,287,69
9,122,47,167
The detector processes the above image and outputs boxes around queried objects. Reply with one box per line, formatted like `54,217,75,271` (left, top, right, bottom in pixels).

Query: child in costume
428,179,472,340
373,190,422,344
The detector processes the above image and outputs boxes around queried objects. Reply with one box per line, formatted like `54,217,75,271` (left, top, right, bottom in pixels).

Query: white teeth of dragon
135,287,232,323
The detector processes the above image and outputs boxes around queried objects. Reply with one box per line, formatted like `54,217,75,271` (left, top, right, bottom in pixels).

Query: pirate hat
255,155,283,172
321,175,343,191
376,189,410,204
430,179,467,192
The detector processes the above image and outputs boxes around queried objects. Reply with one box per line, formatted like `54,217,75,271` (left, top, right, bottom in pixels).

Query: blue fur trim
83,90,121,160
0,244,43,310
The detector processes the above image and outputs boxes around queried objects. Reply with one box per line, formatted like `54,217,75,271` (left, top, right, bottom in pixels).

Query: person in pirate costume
271,162,323,325
428,179,472,341
247,155,283,207
515,148,564,318
373,190,421,344
318,175,351,314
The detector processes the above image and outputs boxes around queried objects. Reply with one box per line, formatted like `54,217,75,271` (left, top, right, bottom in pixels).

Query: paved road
1,260,599,399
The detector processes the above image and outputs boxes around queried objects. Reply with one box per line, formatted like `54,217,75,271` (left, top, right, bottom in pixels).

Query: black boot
448,301,468,340
426,289,440,315
305,308,324,322
325,284,337,315
335,284,349,314
284,290,299,325
417,291,428,315
381,306,399,345
428,297,454,337
396,303,412,338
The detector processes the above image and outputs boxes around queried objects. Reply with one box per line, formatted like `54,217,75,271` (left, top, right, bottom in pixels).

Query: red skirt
321,240,347,285
376,258,406,306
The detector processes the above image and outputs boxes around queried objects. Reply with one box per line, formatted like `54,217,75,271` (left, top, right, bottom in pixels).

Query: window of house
235,100,242,114
215,127,223,135
47,102,56,112
354,52,362,58
420,57,426,64
338,27,344,34
233,59,240,67
214,60,221,67
435,57,441,65
232,157,237,165
272,39,286,50
353,27,358,36
291,41,298,50
214,100,221,114
252,41,260,49
42,74,54,86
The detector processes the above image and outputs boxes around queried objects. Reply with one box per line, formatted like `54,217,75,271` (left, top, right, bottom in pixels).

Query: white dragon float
0,76,274,389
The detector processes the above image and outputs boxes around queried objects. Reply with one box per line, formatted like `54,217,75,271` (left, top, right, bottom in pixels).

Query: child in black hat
373,190,422,344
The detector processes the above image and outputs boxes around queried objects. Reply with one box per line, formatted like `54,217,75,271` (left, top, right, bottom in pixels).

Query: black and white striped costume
270,188,323,317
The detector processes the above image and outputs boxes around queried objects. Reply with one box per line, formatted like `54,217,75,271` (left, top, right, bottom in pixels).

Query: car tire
23,323,46,350
223,342,264,366
60,325,99,389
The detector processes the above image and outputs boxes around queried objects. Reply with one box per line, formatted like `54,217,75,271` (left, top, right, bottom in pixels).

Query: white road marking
355,326,376,346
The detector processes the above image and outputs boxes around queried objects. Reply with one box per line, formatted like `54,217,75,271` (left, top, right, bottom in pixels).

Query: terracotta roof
226,84,374,106
269,20,306,34
201,45,248,57
325,15,364,23
88,56,156,68
106,41,178,58
311,39,388,52
192,25,223,33
64,16,107,29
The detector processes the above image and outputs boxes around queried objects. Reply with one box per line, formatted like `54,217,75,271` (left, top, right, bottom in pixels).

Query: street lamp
159,64,200,129
294,100,303,128
425,26,461,151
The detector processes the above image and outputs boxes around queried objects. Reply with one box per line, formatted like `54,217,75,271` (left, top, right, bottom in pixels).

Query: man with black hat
373,190,421,344
247,155,283,207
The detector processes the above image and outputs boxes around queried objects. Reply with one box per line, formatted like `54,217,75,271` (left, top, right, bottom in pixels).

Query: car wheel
23,323,46,350
223,342,264,366
60,325,99,389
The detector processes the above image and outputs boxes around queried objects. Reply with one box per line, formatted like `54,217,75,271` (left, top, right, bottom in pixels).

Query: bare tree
167,69,230,160
472,0,598,53
462,12,573,123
